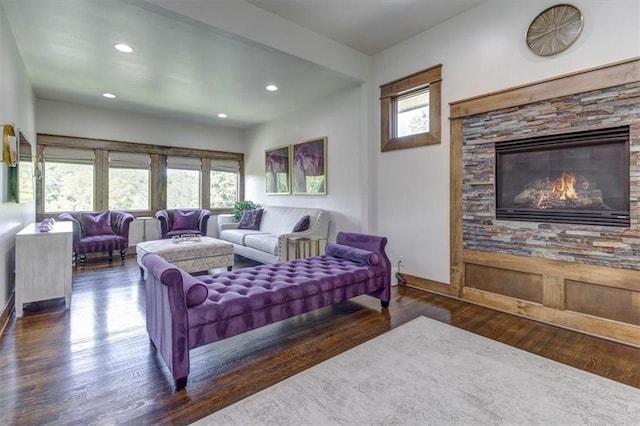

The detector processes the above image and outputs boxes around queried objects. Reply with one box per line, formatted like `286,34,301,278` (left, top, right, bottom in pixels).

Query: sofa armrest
197,210,212,236
336,232,391,303
276,210,330,261
58,212,81,250
111,211,135,238
220,222,240,232
155,210,171,239
143,253,192,389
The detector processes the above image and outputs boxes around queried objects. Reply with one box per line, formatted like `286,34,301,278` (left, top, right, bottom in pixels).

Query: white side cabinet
15,221,73,318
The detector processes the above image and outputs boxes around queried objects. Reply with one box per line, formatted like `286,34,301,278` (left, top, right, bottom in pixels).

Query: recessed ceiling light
217,113,227,118
114,43,133,53
266,84,278,92
103,93,116,99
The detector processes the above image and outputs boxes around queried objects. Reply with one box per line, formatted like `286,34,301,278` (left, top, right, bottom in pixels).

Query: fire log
513,175,611,210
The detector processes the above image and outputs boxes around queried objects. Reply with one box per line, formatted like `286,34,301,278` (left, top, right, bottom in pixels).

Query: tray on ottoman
137,236,234,278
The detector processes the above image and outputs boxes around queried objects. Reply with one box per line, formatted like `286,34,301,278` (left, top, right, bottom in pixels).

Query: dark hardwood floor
2,255,640,425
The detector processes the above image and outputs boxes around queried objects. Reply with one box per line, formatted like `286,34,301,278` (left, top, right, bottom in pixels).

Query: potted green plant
233,200,260,221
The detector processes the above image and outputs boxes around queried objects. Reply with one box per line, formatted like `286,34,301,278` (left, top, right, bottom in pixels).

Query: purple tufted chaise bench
142,232,391,390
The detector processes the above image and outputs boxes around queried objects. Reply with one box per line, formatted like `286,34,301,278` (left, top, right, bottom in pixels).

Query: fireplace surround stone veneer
463,83,640,270
442,58,640,348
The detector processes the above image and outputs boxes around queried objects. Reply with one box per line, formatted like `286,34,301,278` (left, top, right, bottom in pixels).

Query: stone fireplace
444,59,640,347
495,126,630,227
462,81,640,269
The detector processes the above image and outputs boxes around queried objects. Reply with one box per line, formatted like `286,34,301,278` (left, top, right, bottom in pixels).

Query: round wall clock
526,4,584,56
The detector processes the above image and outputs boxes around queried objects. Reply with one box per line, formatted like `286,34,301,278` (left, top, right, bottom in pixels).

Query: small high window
380,64,441,152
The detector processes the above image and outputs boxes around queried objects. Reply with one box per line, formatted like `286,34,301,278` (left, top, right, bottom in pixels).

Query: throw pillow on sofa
292,215,310,232
82,211,115,237
173,210,198,231
238,208,264,230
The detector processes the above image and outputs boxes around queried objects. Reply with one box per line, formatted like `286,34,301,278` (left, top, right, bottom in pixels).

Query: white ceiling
247,0,486,55
1,0,485,129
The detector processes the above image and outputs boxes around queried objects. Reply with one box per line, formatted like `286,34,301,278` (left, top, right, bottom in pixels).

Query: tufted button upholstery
143,231,391,390
187,255,384,328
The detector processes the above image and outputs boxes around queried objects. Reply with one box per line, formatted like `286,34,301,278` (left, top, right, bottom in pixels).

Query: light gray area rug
194,316,640,425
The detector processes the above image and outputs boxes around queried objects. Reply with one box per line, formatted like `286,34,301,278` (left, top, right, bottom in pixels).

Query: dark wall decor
292,137,327,195
265,145,290,195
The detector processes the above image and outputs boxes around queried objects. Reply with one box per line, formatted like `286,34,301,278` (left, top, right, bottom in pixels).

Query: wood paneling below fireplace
462,249,640,346
465,263,543,304
443,57,640,348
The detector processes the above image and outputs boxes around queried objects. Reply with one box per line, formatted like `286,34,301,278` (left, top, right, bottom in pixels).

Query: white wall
0,5,36,312
244,86,364,240
36,98,247,247
36,99,245,152
372,0,640,283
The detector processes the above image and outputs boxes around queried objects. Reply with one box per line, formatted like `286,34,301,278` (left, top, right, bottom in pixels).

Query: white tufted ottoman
136,237,234,278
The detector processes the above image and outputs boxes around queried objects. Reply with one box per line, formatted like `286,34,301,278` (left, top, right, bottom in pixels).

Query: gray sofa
219,205,330,263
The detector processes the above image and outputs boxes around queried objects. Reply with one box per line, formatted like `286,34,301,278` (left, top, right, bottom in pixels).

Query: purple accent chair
58,210,134,267
155,209,211,239
143,231,391,390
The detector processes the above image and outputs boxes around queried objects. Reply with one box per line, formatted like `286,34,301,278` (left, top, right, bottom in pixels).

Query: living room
2,0,640,423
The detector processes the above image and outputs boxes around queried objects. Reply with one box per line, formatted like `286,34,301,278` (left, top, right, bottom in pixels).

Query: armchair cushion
172,210,198,232
82,211,115,237
57,210,134,262
155,209,212,239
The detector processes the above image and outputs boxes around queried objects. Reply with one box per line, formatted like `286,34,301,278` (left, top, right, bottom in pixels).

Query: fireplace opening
495,126,630,227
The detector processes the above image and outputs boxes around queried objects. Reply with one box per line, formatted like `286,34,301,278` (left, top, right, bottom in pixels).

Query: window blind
43,146,94,165
109,152,150,169
397,86,430,113
167,156,201,171
210,159,240,173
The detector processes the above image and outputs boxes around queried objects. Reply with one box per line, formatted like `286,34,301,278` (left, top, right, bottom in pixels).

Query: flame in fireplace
537,172,578,208
552,172,578,200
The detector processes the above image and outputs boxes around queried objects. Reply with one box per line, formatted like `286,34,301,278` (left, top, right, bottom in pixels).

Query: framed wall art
2,123,17,166
265,145,291,194
17,133,34,203
292,136,327,195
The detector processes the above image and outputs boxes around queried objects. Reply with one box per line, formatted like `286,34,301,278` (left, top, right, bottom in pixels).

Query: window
36,135,244,219
167,156,201,209
397,87,430,137
210,159,239,208
380,64,441,152
108,152,150,210
43,146,94,212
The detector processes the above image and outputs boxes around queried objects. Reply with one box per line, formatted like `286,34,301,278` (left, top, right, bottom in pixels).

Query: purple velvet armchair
58,210,134,267
155,209,211,239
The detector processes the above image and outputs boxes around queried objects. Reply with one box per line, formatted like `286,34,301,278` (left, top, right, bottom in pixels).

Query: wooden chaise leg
120,249,126,262
80,254,87,268
381,300,390,309
175,377,187,391
108,250,113,261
